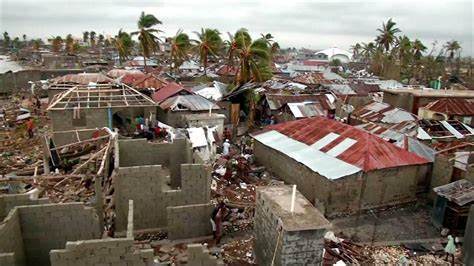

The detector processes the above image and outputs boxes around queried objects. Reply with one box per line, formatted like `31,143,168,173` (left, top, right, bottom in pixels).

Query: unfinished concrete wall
0,209,26,266
0,193,49,221
187,244,224,266
50,238,154,266
430,154,454,198
464,205,474,265
382,92,413,111
167,204,213,240
114,164,211,233
254,186,330,266
18,203,101,266
118,138,192,187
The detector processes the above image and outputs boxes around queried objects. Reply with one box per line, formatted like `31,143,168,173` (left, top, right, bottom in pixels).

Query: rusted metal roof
352,101,417,124
423,98,474,116
256,117,429,172
265,94,335,111
107,69,144,78
217,65,238,76
433,179,474,206
348,82,380,96
152,82,192,103
287,102,327,118
119,73,147,85
293,72,333,85
132,74,168,90
159,94,219,111
52,73,113,85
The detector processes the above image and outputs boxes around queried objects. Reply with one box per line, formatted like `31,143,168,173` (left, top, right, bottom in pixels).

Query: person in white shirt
223,139,231,155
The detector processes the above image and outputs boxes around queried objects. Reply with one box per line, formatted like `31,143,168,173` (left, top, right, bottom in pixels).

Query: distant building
418,98,474,126
314,47,352,63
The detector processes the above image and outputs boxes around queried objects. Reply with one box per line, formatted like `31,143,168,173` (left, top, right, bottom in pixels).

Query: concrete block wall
430,154,454,198
167,203,213,240
117,138,192,187
0,193,49,221
254,186,330,266
187,244,224,266
18,203,102,266
114,164,211,232
0,208,25,266
50,238,154,266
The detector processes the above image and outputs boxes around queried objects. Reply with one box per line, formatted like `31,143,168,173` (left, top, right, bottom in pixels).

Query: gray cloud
1,0,472,55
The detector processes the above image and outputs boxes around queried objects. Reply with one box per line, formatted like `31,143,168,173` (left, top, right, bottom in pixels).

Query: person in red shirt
25,118,35,138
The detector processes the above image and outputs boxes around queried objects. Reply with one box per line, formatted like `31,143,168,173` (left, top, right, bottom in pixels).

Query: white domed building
314,47,352,63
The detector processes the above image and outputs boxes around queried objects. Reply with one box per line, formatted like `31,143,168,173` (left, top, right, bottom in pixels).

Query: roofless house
47,83,156,146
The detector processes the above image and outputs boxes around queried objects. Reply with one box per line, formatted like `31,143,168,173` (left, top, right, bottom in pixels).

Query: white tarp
187,127,208,148
254,130,361,180
311,133,340,150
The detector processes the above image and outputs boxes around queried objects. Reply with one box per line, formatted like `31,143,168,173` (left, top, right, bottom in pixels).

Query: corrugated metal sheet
327,84,355,95
159,95,219,111
254,130,362,180
433,179,474,206
423,98,474,116
52,73,113,85
256,117,429,172
266,94,335,111
107,69,144,78
293,72,333,85
152,82,191,103
352,101,417,124
132,75,168,89
287,102,326,118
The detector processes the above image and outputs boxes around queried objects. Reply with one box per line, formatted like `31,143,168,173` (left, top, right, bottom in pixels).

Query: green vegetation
131,11,162,68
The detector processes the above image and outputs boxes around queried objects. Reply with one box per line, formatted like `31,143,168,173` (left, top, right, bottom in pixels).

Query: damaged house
47,73,114,101
418,98,474,126
47,83,156,146
252,117,430,216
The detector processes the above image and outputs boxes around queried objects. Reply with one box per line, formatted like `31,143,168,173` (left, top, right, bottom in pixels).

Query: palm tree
411,39,427,60
361,42,376,63
170,30,191,72
375,18,401,52
234,33,271,84
350,43,362,61
90,31,96,47
131,11,162,70
12,37,20,50
32,39,42,51
50,36,63,53
444,40,461,60
225,28,249,67
193,28,222,74
2,32,10,48
82,31,89,44
114,29,133,65
98,34,105,46
65,34,75,54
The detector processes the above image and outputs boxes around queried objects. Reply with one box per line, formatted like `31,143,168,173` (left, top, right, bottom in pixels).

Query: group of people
132,115,170,141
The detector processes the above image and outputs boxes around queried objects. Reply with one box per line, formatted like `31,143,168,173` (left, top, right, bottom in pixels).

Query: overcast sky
1,0,472,56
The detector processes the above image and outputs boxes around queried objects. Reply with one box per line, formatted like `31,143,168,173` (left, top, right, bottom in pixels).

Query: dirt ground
331,202,441,244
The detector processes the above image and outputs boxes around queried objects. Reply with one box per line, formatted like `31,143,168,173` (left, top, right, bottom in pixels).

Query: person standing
223,139,231,156
25,118,34,138
444,235,456,264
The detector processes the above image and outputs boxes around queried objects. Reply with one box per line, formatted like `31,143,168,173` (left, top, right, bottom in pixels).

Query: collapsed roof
47,84,156,110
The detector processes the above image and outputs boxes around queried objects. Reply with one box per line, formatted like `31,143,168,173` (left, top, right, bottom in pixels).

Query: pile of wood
323,233,369,265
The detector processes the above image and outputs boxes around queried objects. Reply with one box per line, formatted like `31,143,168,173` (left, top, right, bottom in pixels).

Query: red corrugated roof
293,72,332,85
120,73,148,85
132,74,168,89
423,98,474,116
151,82,192,103
262,117,429,171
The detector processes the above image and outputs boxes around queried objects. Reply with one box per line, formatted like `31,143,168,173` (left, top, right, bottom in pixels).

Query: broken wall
114,164,211,233
167,204,213,240
50,238,154,266
117,138,192,187
0,209,25,266
0,193,49,221
187,244,224,266
18,203,101,266
430,154,454,198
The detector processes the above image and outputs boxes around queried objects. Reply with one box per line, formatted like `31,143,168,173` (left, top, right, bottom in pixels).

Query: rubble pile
153,243,189,265
35,174,95,203
362,245,459,265
222,237,255,265
323,232,369,265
